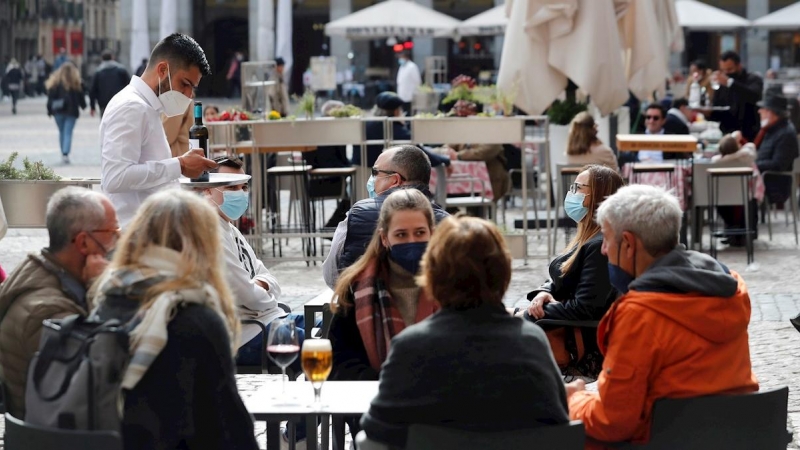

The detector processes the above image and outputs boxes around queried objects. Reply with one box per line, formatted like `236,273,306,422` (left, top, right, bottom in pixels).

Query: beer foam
303,339,332,351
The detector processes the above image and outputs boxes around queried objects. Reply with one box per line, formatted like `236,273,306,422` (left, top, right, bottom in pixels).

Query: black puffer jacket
756,119,799,204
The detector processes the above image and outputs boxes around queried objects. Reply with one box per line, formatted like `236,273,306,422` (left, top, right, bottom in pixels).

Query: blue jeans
54,114,77,156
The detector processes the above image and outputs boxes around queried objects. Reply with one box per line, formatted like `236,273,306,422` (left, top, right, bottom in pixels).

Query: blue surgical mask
564,192,589,223
607,241,635,294
389,242,428,275
367,175,377,198
398,58,406,66
215,189,249,221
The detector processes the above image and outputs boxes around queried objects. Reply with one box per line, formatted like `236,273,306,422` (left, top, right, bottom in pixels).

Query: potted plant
296,90,316,120
547,80,589,173
0,152,94,228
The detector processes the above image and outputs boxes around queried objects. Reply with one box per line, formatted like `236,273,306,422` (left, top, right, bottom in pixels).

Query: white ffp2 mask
158,66,192,118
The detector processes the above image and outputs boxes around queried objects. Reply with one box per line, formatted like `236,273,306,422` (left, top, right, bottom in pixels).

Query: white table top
243,380,379,419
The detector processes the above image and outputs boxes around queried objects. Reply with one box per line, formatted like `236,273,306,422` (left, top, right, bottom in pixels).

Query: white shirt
100,76,182,226
219,217,285,345
640,129,664,163
396,60,422,102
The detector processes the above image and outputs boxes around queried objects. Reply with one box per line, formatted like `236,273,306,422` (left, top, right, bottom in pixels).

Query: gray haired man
0,187,119,418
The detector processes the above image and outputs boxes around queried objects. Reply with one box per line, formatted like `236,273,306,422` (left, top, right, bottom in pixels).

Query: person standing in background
710,51,763,143
53,48,68,70
90,49,131,118
35,55,46,95
395,51,421,115
1,59,23,114
46,63,87,163
24,56,38,97
269,57,289,117
226,51,243,100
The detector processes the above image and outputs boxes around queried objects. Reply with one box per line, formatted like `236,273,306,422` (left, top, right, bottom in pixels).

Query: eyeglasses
644,115,663,121
371,167,406,181
569,182,591,194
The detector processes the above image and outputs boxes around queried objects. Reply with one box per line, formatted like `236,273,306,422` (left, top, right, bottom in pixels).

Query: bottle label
189,139,200,150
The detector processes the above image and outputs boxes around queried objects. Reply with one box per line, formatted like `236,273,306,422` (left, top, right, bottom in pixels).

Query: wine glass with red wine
266,318,300,401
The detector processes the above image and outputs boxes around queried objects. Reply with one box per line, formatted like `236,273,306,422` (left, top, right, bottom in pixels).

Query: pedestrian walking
89,49,130,117
1,59,23,114
45,63,87,163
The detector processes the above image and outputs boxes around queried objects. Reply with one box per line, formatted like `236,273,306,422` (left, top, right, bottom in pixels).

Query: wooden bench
304,287,334,339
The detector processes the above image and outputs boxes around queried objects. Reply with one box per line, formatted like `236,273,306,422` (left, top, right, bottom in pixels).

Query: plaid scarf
93,246,227,390
353,259,438,371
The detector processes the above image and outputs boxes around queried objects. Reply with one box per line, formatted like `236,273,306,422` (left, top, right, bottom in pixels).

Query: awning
753,1,800,30
456,5,506,36
675,0,750,30
324,0,461,39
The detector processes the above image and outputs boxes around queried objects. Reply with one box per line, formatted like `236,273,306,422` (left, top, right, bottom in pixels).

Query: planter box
411,117,526,145
249,118,364,147
503,233,527,259
0,180,95,228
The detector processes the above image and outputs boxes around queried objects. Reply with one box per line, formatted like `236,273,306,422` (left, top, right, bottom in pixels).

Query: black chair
4,413,122,450
402,421,586,450
614,386,792,449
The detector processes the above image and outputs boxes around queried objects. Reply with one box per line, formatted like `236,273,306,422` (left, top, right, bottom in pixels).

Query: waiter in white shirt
395,51,421,115
100,33,217,226
196,155,309,369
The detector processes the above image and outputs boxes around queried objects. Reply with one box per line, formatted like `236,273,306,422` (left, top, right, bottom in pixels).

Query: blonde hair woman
91,189,257,450
45,62,86,163
359,216,569,448
565,112,618,171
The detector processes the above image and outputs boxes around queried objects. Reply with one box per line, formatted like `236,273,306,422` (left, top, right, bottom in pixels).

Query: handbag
50,85,68,112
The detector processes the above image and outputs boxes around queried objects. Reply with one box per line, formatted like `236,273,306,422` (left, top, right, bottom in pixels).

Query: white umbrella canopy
456,4,506,36
324,0,461,39
753,1,800,30
675,0,750,30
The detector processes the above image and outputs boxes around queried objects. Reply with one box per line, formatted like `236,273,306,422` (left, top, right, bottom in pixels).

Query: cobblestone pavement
2,96,800,448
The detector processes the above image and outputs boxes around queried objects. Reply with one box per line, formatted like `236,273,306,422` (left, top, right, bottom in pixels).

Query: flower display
268,110,282,120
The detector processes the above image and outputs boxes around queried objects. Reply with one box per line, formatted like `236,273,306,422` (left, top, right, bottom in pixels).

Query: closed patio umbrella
324,0,461,39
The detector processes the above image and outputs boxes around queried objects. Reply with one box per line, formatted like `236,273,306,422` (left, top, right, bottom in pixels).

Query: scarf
93,246,228,390
353,259,438,371
753,118,784,149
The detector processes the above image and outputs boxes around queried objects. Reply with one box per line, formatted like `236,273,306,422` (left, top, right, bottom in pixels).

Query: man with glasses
0,187,119,418
619,104,670,165
322,145,450,288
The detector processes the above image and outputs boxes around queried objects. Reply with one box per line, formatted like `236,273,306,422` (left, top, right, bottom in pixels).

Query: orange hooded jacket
569,248,759,445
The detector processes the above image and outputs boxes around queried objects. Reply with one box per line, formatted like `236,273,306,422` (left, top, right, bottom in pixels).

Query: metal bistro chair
762,157,800,245
443,174,497,221
616,386,792,450
707,167,756,264
4,413,122,450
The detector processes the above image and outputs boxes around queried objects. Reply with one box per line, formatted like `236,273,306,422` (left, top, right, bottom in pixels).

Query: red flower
219,111,232,121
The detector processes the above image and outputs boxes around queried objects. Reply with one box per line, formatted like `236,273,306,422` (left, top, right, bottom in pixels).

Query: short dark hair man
89,49,131,117
322,145,450,288
100,33,217,227
711,50,763,142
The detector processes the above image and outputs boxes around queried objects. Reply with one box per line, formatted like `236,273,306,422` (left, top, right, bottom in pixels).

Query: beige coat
161,103,193,158
567,143,619,171
0,252,88,417
711,143,756,165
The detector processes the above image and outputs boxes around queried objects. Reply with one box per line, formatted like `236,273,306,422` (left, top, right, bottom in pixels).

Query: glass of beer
301,339,333,408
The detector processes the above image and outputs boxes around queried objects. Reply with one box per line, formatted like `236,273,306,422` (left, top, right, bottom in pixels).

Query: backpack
24,314,131,432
